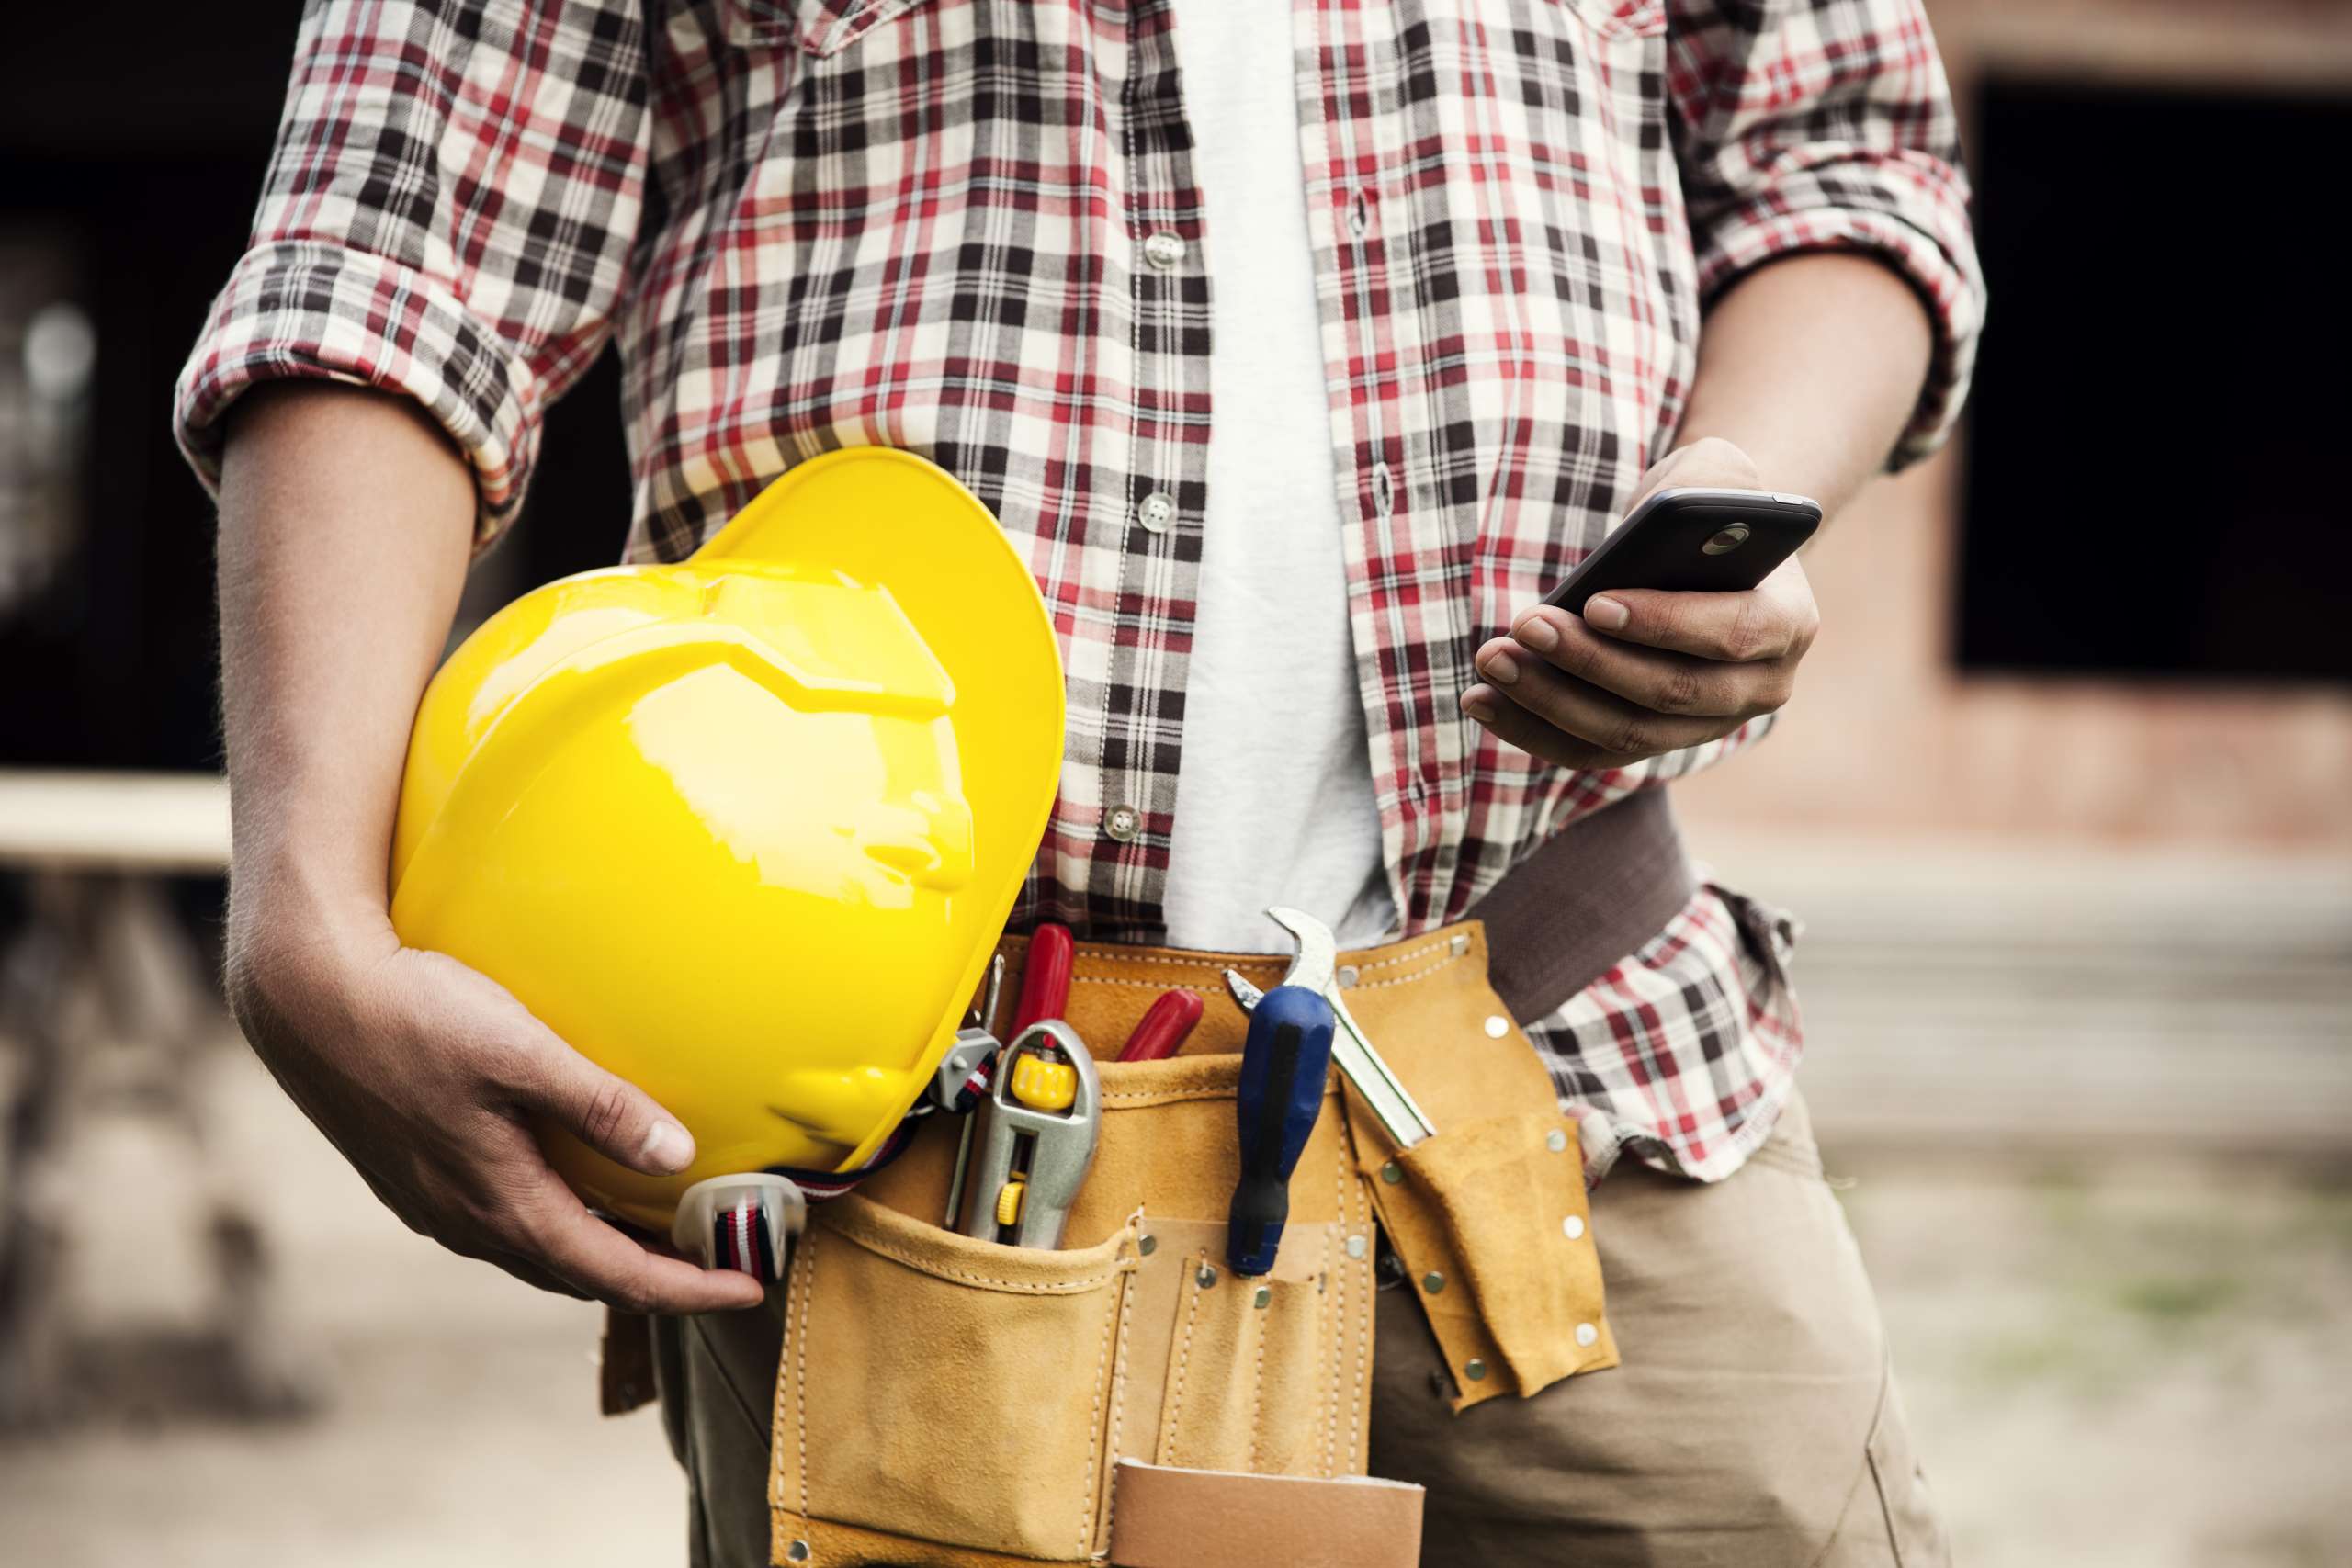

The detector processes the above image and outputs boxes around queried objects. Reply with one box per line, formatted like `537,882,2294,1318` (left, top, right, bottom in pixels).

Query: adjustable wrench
1225,906,1437,1150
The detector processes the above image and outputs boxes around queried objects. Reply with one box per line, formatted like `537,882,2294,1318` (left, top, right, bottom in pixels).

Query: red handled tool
945,922,1076,1228
1012,922,1076,1032
1116,988,1204,1063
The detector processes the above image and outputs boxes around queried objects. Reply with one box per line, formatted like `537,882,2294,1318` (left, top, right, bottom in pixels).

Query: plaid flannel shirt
175,0,1983,1181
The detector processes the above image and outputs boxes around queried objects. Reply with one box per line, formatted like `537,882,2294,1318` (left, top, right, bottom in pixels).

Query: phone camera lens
1702,524,1751,556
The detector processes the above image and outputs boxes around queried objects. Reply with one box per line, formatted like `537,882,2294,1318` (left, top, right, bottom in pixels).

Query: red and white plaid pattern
175,0,1981,1182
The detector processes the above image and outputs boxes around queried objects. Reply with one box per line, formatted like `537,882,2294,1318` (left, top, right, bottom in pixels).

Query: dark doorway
1958,74,2352,683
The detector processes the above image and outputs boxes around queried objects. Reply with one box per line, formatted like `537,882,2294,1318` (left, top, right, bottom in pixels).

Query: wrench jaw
672,1172,808,1280
1236,908,1440,1152
1265,905,1338,993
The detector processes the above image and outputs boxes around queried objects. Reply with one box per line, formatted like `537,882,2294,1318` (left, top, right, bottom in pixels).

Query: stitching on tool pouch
1100,1085,1339,1110
1072,974,1221,993
1071,949,1265,976
1100,1087,1238,1109
836,1232,1119,1292
1353,948,1469,992
1348,934,1467,977
1161,1264,1207,1465
1248,1284,1268,1472
1327,1166,1345,1477
769,1258,796,1509
1346,1173,1368,1465
1080,1280,1117,1551
794,1238,813,1520
1102,1230,1136,1545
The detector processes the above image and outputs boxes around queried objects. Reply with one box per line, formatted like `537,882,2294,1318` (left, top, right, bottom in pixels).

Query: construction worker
175,2,1982,1564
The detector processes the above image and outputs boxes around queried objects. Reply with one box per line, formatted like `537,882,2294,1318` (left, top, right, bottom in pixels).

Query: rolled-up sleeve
173,0,650,542
1666,0,1986,467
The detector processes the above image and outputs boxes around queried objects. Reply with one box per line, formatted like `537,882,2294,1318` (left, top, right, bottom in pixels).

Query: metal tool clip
1225,906,1436,1149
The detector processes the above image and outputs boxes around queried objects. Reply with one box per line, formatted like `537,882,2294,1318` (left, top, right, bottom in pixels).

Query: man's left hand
1460,437,1821,771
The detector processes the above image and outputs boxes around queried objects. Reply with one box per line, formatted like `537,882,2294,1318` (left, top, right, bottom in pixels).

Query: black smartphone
1540,488,1823,615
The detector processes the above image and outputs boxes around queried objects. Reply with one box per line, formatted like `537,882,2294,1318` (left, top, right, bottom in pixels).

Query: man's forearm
215,382,476,948
1675,253,1938,522
207,383,752,1312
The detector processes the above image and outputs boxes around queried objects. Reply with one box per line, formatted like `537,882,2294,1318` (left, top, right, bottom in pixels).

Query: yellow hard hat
389,448,1064,1230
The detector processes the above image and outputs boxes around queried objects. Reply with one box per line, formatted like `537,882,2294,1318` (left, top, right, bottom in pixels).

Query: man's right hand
228,908,764,1314
213,382,758,1316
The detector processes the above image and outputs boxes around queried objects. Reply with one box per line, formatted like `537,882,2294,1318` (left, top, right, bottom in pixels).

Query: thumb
508,1032,698,1179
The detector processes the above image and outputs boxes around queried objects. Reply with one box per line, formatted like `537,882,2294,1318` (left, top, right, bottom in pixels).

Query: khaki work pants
651,1094,1951,1567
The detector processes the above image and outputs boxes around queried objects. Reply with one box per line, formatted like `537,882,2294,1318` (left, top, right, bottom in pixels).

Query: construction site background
3,2,2347,1565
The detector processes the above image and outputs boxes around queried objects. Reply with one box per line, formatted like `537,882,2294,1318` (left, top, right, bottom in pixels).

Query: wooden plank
0,771,231,872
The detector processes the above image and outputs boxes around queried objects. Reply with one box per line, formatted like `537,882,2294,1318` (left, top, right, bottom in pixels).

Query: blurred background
2,1,2347,1563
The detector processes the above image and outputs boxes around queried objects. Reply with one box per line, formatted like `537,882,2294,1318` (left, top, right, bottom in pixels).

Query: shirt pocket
724,0,940,58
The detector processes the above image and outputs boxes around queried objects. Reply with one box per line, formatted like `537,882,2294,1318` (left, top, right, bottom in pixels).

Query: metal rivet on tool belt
1336,964,1359,988
1562,1215,1585,1241
1380,1160,1403,1185
1105,804,1142,843
1197,1264,1219,1289
1575,1322,1599,1348
1422,1271,1445,1295
1143,231,1187,269
1545,1129,1569,1154
1464,1359,1487,1382
786,1542,811,1562
1253,1286,1272,1309
1138,1234,1158,1256
1138,491,1177,533
1483,1015,1509,1039
1345,1235,1369,1259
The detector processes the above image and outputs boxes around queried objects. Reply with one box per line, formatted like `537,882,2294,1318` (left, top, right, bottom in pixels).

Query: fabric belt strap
1467,786,1695,1025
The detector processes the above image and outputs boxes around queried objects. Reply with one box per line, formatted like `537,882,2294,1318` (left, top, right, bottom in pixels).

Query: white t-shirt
1159,0,1397,954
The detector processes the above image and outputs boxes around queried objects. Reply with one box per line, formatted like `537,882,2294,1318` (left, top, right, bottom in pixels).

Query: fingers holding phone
1461,448,1823,771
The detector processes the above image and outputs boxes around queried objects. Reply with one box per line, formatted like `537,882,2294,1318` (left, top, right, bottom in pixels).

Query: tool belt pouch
771,1055,1381,1567
772,1195,1139,1565
765,793,1688,1564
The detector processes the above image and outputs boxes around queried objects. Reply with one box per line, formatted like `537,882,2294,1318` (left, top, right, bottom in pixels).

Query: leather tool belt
612,789,1695,1568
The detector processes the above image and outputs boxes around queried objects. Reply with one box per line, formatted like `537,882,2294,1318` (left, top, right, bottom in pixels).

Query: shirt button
1142,231,1186,270
1562,1214,1585,1241
1138,491,1177,533
1105,803,1142,843
1574,1322,1599,1348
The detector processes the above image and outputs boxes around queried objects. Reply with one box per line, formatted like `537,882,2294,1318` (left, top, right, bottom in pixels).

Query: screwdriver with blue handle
1227,981,1337,1277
